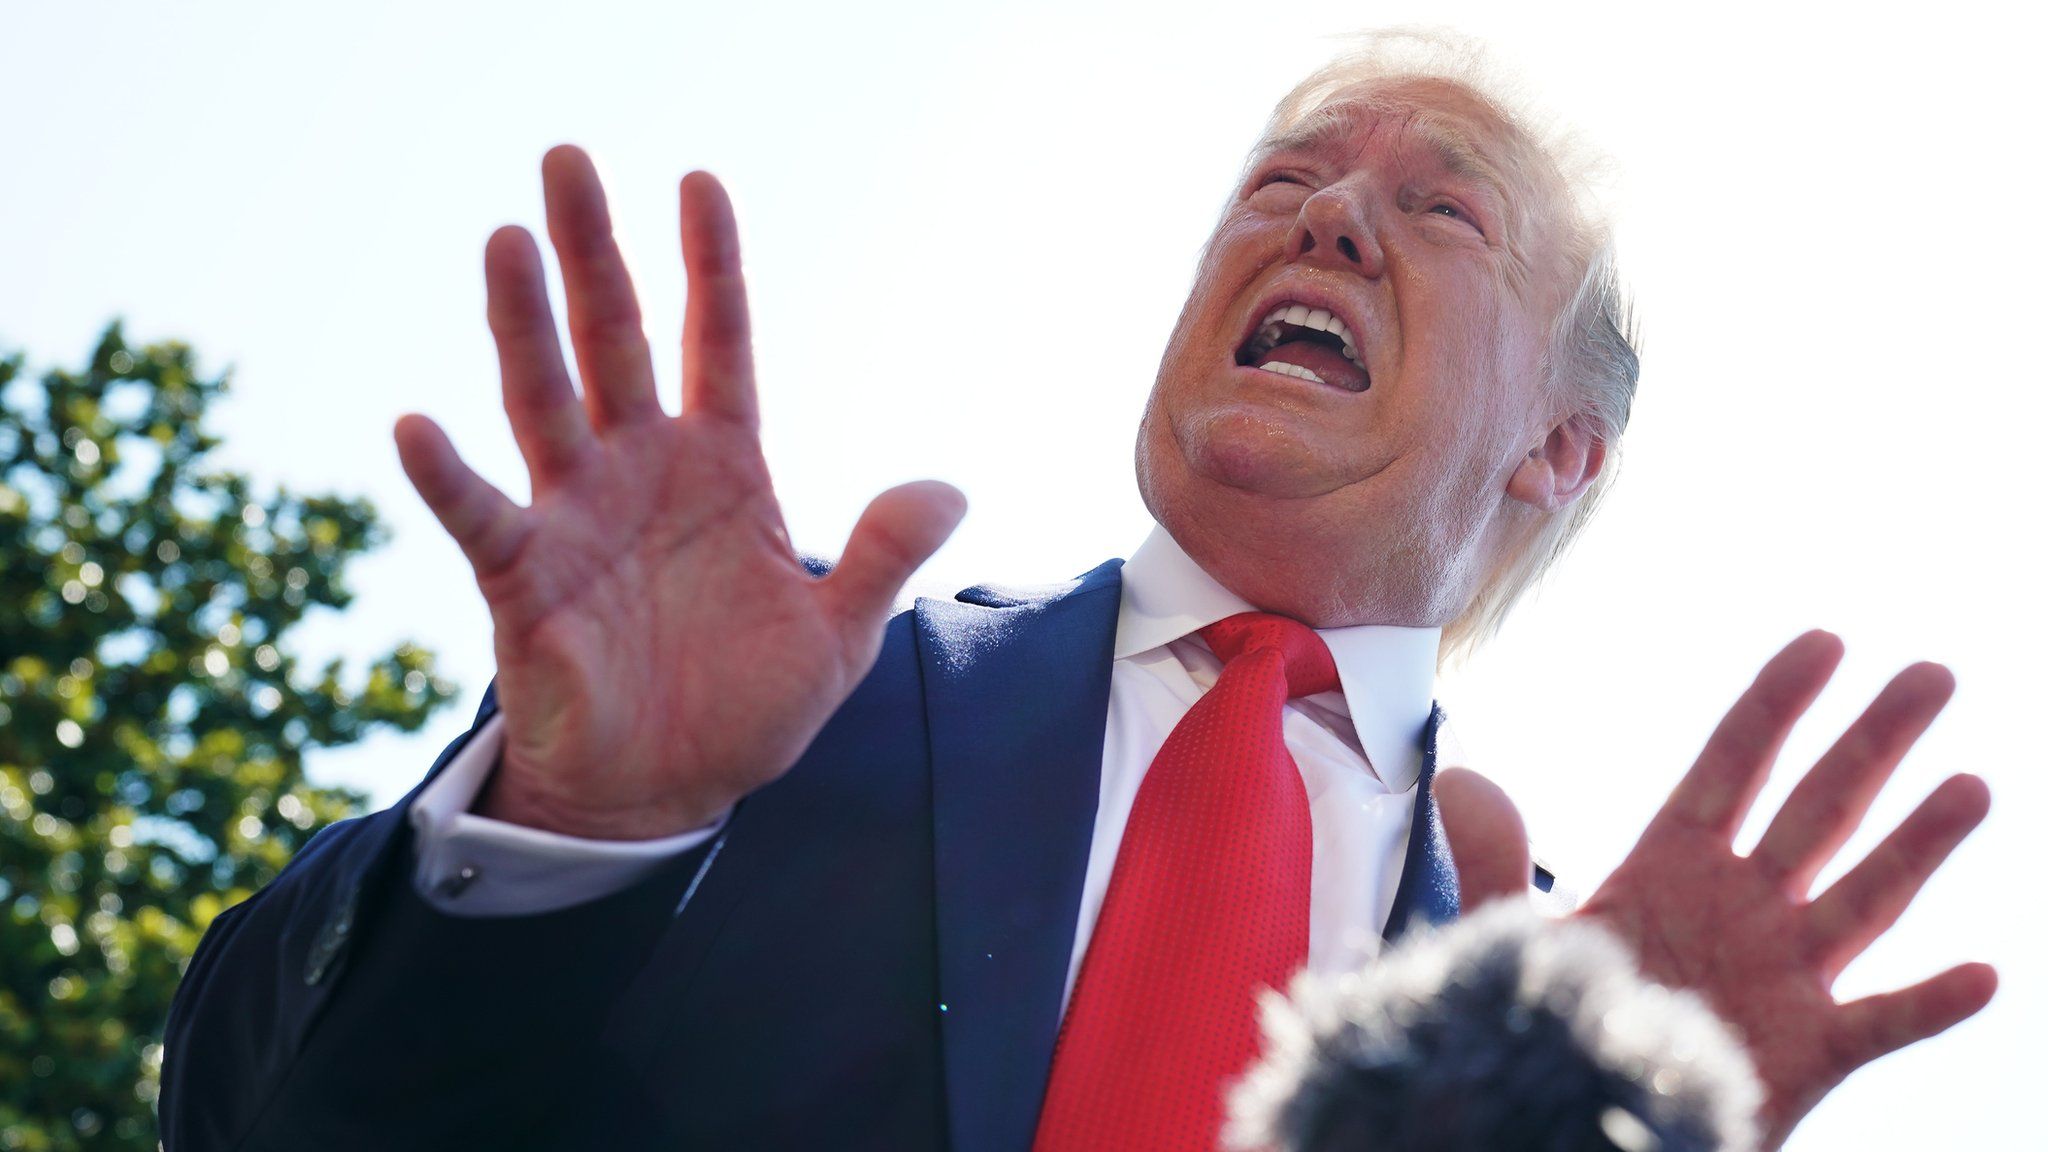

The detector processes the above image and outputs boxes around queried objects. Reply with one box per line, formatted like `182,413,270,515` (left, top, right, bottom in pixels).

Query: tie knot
1198,612,1341,699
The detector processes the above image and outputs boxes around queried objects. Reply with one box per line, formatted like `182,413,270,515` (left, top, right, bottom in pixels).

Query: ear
1506,413,1605,513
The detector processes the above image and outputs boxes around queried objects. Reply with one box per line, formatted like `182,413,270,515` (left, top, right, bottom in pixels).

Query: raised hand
393,147,965,839
1438,632,1996,1150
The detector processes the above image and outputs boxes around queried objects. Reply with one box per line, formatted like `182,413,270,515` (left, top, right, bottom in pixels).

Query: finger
485,225,593,485
541,145,662,429
822,481,967,638
678,170,759,427
393,414,527,578
1806,773,1990,977
1751,662,1955,892
1832,961,1996,1071
1656,630,1844,841
1434,766,1532,910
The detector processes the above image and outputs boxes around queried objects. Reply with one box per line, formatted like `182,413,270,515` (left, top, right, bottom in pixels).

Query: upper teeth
1246,302,1365,370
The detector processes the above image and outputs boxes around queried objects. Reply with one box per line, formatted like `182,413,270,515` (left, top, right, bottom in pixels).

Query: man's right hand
393,146,965,840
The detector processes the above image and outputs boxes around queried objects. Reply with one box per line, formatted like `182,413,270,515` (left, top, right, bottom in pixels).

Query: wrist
475,755,733,841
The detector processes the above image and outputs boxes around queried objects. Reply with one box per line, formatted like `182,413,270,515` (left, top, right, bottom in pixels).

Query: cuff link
436,864,480,899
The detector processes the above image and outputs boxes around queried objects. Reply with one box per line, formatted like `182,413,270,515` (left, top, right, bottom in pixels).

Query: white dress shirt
410,526,1442,1005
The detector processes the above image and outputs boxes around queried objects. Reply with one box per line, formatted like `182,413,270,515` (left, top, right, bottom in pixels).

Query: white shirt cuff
408,713,725,917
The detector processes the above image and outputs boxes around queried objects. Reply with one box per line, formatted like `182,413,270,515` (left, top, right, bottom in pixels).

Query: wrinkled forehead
1255,76,1566,242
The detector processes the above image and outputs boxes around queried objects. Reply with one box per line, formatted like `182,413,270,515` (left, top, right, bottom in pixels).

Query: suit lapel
1382,704,1461,942
918,566,1455,1144
917,560,1123,1152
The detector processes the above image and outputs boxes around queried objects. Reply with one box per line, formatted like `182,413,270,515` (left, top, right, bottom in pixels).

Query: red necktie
1032,612,1338,1152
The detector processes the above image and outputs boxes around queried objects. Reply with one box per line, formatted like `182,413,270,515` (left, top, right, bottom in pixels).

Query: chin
1177,404,1348,499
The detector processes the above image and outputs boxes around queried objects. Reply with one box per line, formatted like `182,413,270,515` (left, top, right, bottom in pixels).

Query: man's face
1135,78,1571,625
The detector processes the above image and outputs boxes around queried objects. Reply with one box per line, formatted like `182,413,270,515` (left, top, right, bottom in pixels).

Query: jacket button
303,882,359,986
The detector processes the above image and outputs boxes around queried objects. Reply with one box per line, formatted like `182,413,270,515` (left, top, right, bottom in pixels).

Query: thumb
824,480,968,633
1436,766,1533,911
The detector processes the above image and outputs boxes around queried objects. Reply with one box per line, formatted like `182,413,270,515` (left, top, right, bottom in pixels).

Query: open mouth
1235,301,1371,393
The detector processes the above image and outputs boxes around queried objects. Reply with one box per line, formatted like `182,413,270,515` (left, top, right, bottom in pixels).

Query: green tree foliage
0,324,456,1150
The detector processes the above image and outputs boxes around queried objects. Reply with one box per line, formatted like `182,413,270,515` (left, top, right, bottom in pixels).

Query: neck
1152,495,1495,631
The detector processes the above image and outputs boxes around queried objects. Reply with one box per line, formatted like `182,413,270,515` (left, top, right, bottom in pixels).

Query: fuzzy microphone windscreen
1225,905,1762,1152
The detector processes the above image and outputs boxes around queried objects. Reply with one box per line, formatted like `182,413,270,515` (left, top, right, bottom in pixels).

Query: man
159,31,1994,1152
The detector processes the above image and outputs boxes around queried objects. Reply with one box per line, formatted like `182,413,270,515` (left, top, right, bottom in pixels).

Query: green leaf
0,324,456,1151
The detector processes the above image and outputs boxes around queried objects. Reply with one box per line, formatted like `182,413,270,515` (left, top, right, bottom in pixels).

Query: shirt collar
1114,524,1442,792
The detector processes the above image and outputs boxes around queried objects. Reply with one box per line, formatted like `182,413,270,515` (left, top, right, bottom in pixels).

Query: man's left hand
1437,630,1997,1150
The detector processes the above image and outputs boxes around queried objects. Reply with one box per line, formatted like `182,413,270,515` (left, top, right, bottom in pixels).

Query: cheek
1394,291,1543,489
1449,286,1536,427
1182,213,1282,320
1155,222,1268,393
1133,402,1165,507
1182,236,1248,324
1157,257,1228,372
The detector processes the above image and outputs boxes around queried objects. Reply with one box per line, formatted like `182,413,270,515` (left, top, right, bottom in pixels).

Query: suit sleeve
157,695,716,1152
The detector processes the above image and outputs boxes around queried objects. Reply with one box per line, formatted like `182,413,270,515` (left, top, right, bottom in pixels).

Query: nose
1285,186,1385,277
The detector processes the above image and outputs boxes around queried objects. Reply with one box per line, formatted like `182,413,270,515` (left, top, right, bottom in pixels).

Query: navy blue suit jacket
158,559,1461,1151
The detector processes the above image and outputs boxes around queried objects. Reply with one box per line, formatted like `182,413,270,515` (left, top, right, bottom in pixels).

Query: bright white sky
5,1,2042,1146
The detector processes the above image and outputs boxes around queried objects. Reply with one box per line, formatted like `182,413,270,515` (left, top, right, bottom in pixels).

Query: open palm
1438,632,1996,1149
394,148,963,839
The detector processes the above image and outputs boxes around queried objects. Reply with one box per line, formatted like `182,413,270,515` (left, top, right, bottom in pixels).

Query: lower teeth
1258,361,1326,386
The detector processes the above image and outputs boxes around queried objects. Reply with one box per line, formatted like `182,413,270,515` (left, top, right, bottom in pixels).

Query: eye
1248,168,1313,197
1423,199,1485,237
